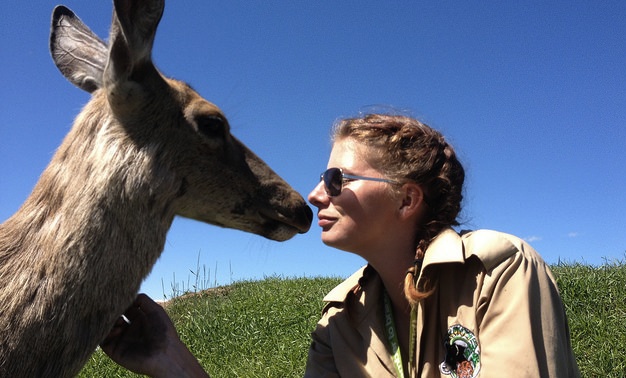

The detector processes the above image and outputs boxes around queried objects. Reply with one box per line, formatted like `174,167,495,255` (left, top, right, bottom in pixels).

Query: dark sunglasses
320,167,398,197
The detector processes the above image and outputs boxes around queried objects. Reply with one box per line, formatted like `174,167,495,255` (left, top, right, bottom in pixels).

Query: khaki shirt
304,228,580,377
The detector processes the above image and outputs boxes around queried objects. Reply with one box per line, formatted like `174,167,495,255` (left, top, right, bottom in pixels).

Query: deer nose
297,204,314,233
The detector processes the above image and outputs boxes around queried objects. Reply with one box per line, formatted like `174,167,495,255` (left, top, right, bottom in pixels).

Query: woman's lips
317,214,336,229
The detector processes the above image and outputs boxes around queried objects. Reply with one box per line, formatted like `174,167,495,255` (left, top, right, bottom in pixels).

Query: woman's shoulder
427,227,543,272
460,229,544,271
322,265,368,303
318,265,383,323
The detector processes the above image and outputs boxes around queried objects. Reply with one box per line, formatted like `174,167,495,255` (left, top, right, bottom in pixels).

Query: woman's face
308,138,402,256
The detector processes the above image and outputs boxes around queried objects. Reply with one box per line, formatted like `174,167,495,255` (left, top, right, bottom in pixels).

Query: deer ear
49,6,108,93
104,0,164,86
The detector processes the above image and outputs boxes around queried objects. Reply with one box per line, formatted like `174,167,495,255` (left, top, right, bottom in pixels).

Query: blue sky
1,1,625,300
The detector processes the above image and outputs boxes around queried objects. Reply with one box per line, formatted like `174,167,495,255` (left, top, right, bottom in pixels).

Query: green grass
552,259,626,377
79,261,626,377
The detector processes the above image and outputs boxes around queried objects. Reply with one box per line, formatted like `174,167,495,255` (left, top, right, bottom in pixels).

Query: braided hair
332,114,465,306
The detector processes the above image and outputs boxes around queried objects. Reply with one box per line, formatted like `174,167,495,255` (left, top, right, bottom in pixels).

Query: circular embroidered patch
439,324,481,378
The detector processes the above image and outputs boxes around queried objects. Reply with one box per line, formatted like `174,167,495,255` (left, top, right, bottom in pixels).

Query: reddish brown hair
332,114,464,305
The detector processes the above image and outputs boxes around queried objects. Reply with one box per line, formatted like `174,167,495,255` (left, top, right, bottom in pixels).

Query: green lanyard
383,291,406,378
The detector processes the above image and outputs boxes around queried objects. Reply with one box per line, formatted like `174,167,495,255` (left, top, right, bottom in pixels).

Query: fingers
134,293,162,314
101,294,154,348
120,294,157,324
100,320,124,347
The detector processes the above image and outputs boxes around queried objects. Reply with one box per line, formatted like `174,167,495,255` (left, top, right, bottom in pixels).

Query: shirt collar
422,227,520,271
422,227,465,268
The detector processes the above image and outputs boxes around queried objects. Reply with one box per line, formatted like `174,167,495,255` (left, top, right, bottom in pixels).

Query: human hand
101,294,209,377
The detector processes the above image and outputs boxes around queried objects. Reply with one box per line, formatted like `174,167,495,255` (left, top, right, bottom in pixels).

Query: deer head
0,2,312,375
49,1,312,241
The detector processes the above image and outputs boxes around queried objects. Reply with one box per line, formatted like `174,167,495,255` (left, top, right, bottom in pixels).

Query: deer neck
18,112,179,277
0,103,182,376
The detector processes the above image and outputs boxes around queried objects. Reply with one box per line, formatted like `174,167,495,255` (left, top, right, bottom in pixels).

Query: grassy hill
79,260,626,377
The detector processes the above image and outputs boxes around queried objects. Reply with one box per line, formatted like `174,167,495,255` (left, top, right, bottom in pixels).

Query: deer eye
195,114,227,139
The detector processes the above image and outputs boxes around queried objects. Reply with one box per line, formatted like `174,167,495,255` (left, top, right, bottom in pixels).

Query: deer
0,1,313,376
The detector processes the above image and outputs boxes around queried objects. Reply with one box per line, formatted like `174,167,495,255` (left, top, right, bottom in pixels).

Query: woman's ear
398,182,425,219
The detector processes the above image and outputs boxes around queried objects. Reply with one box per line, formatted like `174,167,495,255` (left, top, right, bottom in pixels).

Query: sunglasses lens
322,168,342,196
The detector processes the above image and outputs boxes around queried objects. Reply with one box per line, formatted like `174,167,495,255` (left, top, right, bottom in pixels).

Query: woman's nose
307,180,328,208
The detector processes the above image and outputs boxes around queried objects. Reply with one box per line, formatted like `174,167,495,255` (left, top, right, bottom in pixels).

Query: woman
303,114,579,377
101,114,579,377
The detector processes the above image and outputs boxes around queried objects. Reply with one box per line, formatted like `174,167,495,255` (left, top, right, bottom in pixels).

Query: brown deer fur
0,1,312,376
